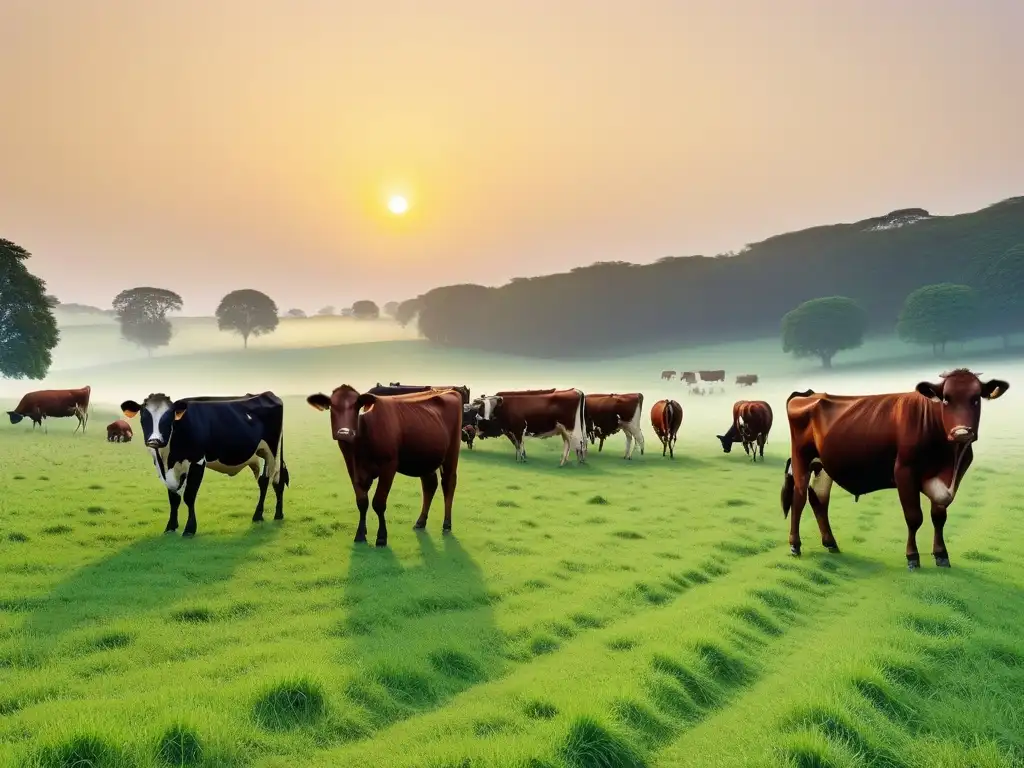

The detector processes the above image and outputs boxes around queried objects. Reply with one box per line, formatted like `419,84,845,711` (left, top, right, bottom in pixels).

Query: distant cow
307,384,462,547
461,423,478,449
680,372,698,386
699,370,726,393
471,388,586,466
661,370,676,381
781,369,1008,568
106,419,133,443
120,392,289,537
376,382,472,405
7,386,91,433
650,399,683,458
584,393,645,459
717,400,773,461
736,374,759,387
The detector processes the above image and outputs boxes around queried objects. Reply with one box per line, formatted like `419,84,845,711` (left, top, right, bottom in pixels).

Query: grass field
2,327,1024,768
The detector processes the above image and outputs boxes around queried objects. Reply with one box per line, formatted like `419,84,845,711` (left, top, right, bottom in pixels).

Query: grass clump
252,677,327,730
33,733,133,768
557,716,647,768
155,723,204,766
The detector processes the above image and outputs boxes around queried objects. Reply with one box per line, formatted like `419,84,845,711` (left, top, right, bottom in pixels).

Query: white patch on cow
786,459,794,477
620,398,645,459
809,464,834,503
737,415,745,428
144,400,171,445
572,390,586,462
922,477,954,507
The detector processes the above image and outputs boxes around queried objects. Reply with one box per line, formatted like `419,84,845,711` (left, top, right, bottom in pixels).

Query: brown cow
680,371,698,386
736,374,759,387
461,424,478,449
699,370,726,393
306,385,463,547
106,419,133,443
780,369,1009,569
584,393,645,458
661,370,676,381
471,389,586,466
717,400,773,461
650,399,683,458
7,386,91,433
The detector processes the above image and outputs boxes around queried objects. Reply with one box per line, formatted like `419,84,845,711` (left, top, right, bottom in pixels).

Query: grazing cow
680,371,698,386
650,399,683,458
461,423,478,449
780,369,1009,569
736,374,759,387
306,384,462,547
471,388,586,466
120,392,289,537
378,382,472,405
661,370,676,381
584,393,645,459
7,386,91,433
699,370,726,393
106,419,133,443
717,400,773,462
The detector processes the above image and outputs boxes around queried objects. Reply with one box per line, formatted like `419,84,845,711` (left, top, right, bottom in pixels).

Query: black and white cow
120,392,290,537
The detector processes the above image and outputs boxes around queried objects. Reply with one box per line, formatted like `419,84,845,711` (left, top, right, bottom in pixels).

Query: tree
351,300,380,320
395,297,421,328
215,289,279,349
316,305,335,316
978,243,1024,349
781,296,867,369
286,308,307,318
896,283,980,356
0,239,60,379
112,287,183,357
383,301,400,318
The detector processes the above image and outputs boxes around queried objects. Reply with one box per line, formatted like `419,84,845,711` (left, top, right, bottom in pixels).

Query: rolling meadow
2,315,1024,768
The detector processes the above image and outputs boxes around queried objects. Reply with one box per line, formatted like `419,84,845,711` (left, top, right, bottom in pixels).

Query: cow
119,392,290,537
650,399,683,458
7,386,91,433
106,419,133,443
680,371,698,386
306,384,462,547
717,400,773,461
699,370,726,393
471,388,586,466
780,369,1009,569
378,382,472,405
461,423,478,449
736,374,759,387
584,393,645,459
661,370,676,381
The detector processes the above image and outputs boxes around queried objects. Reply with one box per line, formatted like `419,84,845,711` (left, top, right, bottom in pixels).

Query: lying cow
584,392,645,459
120,392,289,537
780,368,1008,569
736,374,759,387
307,384,462,547
472,388,587,466
7,386,91,433
717,400,773,462
106,419,133,443
650,399,683,458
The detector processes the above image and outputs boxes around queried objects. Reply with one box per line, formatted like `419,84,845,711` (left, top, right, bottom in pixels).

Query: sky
2,0,1022,315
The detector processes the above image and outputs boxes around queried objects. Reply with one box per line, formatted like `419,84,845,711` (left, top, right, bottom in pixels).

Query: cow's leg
787,454,812,556
559,434,572,467
518,430,529,462
931,503,950,567
164,489,181,533
895,464,924,570
598,435,606,453
353,478,371,544
252,458,271,523
621,432,630,459
414,472,439,530
371,466,397,547
440,463,457,533
759,435,766,461
182,463,206,537
807,465,839,552
272,461,287,521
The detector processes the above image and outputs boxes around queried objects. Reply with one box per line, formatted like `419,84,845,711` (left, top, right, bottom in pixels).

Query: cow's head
470,395,502,435
120,393,186,449
716,424,739,453
7,411,23,425
307,384,373,443
915,369,1009,444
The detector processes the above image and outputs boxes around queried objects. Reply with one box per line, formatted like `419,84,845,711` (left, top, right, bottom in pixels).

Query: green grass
2,337,1024,767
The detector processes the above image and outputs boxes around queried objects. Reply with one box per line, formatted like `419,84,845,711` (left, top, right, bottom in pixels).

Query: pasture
2,329,1024,768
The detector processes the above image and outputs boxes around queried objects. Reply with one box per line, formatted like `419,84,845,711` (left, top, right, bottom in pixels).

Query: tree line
394,198,1024,358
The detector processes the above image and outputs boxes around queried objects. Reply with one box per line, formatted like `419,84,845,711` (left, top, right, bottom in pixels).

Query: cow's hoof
252,516,265,524
789,545,801,557
826,544,841,554
182,531,196,538
442,526,452,535
935,555,951,568
413,523,426,530
273,512,284,521
907,557,921,571
375,539,388,548
163,528,177,534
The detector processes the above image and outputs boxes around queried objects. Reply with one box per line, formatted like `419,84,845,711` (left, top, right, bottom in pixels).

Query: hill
400,196,1024,358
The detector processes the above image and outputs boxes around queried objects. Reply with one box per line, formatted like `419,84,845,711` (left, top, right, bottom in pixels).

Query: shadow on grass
338,529,501,735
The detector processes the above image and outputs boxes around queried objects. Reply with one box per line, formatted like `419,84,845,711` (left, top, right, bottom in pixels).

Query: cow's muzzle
146,438,166,449
336,427,354,440
948,426,976,443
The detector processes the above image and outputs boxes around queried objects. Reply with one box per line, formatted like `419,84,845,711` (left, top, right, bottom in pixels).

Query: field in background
2,333,1023,767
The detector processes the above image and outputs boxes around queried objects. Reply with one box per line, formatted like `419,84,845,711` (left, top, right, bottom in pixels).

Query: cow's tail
276,432,290,488
576,389,587,460
781,457,794,519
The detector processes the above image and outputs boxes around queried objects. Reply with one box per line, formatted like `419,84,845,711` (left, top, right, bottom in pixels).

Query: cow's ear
120,400,141,419
171,400,188,421
306,394,331,411
355,394,377,413
981,379,1009,400
915,381,942,402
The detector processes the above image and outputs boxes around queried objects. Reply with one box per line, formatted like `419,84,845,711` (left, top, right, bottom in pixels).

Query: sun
387,195,409,215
